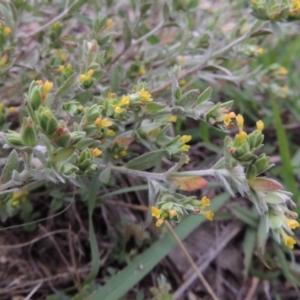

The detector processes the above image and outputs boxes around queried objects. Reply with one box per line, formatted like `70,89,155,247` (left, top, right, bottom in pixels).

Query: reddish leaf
249,177,282,192
170,176,208,191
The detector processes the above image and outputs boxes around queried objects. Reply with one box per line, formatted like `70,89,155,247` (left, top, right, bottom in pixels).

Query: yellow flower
8,107,16,114
66,64,72,72
0,53,8,66
169,209,177,217
236,114,244,131
178,56,185,65
200,196,210,207
114,106,122,114
203,210,214,221
256,120,264,133
286,218,299,230
4,26,11,36
12,200,20,207
139,88,153,101
151,206,161,219
13,192,20,199
167,115,177,122
238,131,247,142
59,65,65,72
106,129,116,136
87,69,94,77
0,103,4,110
179,79,186,86
80,74,88,81
90,148,102,157
276,67,288,76
101,118,113,127
284,235,297,249
60,53,67,61
138,66,146,75
156,218,164,227
36,80,43,85
223,112,236,126
108,92,116,99
120,150,127,157
180,145,190,152
179,135,192,144
105,18,114,30
256,48,265,55
43,81,53,94
95,118,113,127
120,95,130,105
52,21,60,29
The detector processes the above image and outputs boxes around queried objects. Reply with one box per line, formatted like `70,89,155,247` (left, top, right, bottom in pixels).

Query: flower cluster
251,0,300,21
218,114,299,249
151,196,213,227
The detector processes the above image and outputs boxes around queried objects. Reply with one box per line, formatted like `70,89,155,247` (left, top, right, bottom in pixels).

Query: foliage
0,0,299,299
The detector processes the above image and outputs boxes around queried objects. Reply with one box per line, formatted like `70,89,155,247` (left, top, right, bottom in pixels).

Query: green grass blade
270,93,299,205
83,175,101,284
92,193,230,300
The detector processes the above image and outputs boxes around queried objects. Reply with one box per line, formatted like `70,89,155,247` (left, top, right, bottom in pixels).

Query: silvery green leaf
0,149,19,183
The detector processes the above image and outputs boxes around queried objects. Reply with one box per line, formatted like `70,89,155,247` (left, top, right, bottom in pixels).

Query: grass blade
93,193,230,300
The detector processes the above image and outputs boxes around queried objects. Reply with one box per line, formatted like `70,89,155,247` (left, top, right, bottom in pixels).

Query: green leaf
83,175,101,284
271,93,299,206
178,89,200,109
195,86,212,107
145,102,166,113
110,66,120,92
52,147,75,163
92,193,230,300
269,22,281,36
229,204,258,228
126,150,167,170
55,73,77,98
68,0,86,14
243,228,256,278
274,243,297,286
74,91,93,104
140,3,152,18
257,216,270,269
0,149,19,183
99,167,111,184
122,20,132,49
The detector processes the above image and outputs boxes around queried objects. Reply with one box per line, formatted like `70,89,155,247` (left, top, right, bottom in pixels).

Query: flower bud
254,153,271,175
21,118,37,147
7,130,24,147
28,85,42,110
61,163,79,176
37,107,58,136
78,149,92,171
52,127,71,147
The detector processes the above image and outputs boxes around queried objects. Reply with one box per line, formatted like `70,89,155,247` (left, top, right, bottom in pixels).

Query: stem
132,20,164,45
151,23,265,95
23,0,86,38
165,221,219,300
99,164,166,181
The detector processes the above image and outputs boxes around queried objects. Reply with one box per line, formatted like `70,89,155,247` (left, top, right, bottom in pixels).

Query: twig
173,222,243,299
165,221,219,300
21,0,86,38
150,24,266,95
244,277,260,300
104,199,148,211
0,229,77,249
24,282,42,300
